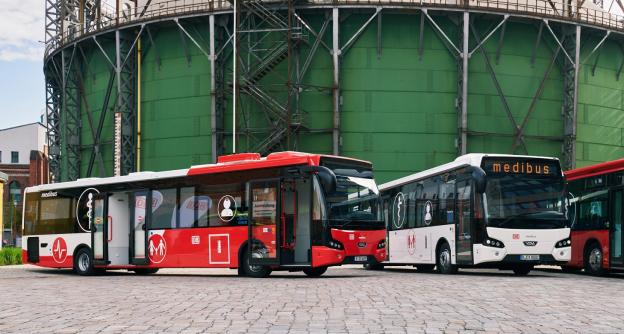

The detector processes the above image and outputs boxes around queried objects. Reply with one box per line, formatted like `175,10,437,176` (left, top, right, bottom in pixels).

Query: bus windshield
324,174,383,230
483,174,567,229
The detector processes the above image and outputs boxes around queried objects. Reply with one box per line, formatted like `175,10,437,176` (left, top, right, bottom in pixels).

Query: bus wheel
363,263,384,270
436,243,457,274
417,264,435,272
303,266,328,277
242,249,272,278
74,248,95,276
133,268,159,275
512,266,533,276
584,244,604,276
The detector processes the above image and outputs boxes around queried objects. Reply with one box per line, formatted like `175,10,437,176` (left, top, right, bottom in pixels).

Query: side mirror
300,166,337,193
470,167,487,194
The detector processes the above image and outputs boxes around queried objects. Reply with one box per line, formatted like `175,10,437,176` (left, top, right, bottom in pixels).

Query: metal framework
43,1,621,181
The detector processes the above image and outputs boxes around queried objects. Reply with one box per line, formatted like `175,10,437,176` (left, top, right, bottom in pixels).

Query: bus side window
23,193,40,236
150,188,177,229
578,192,608,230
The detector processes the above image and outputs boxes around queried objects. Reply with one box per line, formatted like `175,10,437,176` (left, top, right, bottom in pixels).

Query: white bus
376,154,571,275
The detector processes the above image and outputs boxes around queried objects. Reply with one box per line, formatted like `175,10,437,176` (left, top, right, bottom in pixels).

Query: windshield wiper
496,211,564,227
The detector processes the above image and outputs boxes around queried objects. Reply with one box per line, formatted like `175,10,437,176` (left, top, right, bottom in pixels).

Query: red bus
21,152,386,277
565,158,624,275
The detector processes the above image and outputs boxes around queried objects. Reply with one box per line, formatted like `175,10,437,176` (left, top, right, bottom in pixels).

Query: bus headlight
555,238,571,248
484,237,505,248
328,240,344,250
377,240,386,249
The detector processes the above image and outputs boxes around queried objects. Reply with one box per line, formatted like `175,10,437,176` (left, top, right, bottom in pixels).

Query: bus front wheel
584,243,605,276
303,266,328,277
242,249,272,278
512,266,533,276
74,248,95,276
436,243,457,274
133,268,159,275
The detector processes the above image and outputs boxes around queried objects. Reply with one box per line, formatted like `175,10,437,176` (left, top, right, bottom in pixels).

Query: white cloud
0,0,45,61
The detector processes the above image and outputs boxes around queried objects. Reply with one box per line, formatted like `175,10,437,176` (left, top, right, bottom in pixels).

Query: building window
11,151,18,163
0,151,2,163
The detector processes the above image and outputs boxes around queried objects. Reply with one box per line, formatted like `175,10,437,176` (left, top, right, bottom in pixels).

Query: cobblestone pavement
0,265,623,334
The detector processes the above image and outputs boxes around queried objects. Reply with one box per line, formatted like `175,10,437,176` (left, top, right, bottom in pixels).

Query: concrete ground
0,264,621,333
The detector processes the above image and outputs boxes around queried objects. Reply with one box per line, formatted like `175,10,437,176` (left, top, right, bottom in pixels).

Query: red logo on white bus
407,232,416,255
148,234,167,264
52,237,67,263
513,234,520,240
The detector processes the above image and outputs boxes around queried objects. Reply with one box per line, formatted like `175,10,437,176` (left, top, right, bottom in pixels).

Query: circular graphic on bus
76,188,100,232
51,237,68,263
217,195,237,222
148,233,167,264
392,192,406,229
424,201,433,226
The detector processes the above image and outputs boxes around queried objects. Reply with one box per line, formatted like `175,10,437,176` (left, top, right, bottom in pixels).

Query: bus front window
324,175,383,230
484,175,567,229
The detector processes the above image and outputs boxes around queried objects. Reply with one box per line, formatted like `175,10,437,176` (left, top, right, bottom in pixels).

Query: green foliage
0,247,22,266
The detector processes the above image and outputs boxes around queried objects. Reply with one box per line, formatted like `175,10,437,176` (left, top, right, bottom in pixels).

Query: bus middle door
91,193,109,266
248,180,281,267
455,178,474,265
610,187,624,266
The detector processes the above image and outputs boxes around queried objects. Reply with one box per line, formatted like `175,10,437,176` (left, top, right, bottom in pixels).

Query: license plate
354,256,368,262
520,255,540,261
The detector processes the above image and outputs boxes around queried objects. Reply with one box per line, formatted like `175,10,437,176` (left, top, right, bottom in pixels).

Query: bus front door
249,180,281,267
280,178,313,265
455,179,473,265
91,193,109,266
610,188,624,266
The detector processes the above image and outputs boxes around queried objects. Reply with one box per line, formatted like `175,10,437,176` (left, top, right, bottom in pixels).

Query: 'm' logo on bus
407,232,416,255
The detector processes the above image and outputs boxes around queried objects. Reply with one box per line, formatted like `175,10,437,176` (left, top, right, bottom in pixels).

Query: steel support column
332,7,340,155
457,12,469,155
562,25,580,170
210,15,218,163
62,47,82,181
115,30,137,176
45,57,62,182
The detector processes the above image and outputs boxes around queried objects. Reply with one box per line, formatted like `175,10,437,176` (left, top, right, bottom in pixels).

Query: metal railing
45,0,624,57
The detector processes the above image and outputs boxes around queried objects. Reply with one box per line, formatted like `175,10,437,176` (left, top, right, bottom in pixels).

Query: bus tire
74,248,95,276
417,264,435,272
363,263,384,270
303,266,328,277
242,248,272,278
512,266,533,276
436,242,457,274
584,242,604,276
133,268,159,275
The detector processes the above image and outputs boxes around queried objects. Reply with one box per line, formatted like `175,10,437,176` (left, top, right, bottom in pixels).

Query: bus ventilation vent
217,153,261,164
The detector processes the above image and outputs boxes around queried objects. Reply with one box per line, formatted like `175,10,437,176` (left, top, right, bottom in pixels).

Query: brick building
0,123,48,246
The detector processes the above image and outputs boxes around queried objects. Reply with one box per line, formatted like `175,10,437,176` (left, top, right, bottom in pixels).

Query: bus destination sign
481,158,559,176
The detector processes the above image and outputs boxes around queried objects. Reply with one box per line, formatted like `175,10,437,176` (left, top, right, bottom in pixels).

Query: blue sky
0,0,45,130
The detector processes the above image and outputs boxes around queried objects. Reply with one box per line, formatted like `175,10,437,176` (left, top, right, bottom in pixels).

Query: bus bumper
473,244,571,265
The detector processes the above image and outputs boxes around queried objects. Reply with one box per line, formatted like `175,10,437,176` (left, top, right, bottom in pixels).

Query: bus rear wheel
133,268,159,275
436,243,457,274
242,248,272,278
303,266,328,277
512,266,533,276
584,243,605,276
74,248,95,276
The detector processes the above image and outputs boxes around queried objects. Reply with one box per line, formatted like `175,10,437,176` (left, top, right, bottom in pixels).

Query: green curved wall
59,11,624,183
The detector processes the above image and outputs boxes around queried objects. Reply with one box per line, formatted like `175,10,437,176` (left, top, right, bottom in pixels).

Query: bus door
130,190,150,265
610,188,624,266
249,180,281,267
281,177,313,265
455,179,474,265
91,193,109,266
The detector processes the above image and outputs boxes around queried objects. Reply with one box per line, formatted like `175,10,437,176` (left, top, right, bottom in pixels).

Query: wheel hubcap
249,249,265,273
440,249,450,269
78,253,89,272
589,248,602,271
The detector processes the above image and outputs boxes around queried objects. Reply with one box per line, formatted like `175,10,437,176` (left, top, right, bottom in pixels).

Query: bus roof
379,153,559,191
564,158,624,181
26,151,371,193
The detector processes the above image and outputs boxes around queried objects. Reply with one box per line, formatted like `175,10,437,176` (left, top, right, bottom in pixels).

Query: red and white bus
21,152,386,277
377,154,570,275
564,158,624,275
